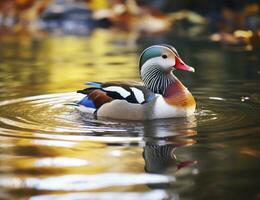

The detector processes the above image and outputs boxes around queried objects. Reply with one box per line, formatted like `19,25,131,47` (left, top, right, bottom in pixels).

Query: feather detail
85,82,102,88
163,80,195,108
101,81,153,104
78,81,155,106
87,89,113,108
77,81,156,116
77,87,113,109
78,97,96,108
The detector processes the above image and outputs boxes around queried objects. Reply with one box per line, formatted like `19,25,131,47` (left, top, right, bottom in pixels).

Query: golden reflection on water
40,29,139,90
0,29,139,95
0,131,196,199
0,98,197,198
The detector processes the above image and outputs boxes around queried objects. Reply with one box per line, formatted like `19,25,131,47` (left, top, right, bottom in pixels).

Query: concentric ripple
0,92,195,146
193,83,260,140
0,93,146,145
0,86,259,142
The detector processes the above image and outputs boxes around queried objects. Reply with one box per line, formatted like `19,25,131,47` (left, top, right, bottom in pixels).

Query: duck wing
77,81,155,110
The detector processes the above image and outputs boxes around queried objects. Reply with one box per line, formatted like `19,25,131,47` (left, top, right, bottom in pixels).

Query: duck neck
141,64,176,95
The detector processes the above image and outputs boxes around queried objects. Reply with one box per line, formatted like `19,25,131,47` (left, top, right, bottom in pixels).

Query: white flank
103,86,131,98
130,87,145,103
95,95,195,120
97,100,147,120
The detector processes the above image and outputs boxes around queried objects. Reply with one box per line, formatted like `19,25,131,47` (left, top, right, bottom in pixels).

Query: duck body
77,44,196,120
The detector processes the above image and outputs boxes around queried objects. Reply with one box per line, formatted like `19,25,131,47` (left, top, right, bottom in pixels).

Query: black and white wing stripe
78,81,156,104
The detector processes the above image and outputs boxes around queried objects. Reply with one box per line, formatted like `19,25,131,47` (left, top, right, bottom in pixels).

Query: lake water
0,29,259,200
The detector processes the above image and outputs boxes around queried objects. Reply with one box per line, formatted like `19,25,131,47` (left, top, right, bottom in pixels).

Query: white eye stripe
103,86,131,98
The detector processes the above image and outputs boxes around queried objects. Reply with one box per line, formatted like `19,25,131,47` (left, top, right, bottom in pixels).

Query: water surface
0,29,260,200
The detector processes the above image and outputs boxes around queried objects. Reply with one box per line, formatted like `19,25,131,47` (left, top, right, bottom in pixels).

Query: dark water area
0,29,260,200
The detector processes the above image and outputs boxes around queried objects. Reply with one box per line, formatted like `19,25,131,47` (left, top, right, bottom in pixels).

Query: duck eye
162,54,167,59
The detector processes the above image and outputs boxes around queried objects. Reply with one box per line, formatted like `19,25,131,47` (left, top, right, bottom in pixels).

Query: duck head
139,44,194,94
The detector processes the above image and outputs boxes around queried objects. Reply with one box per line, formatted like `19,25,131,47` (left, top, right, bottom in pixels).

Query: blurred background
0,0,259,98
0,0,259,37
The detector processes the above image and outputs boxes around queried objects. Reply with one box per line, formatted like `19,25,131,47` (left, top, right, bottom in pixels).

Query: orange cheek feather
163,80,196,108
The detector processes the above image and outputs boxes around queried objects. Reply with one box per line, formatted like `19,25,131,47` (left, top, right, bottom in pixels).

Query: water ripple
0,173,174,191
0,89,259,144
0,92,197,143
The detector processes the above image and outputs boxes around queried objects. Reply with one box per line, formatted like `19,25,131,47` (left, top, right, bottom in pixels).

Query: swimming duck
77,44,196,120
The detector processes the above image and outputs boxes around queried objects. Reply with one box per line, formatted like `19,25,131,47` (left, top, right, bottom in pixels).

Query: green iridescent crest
139,45,179,70
139,46,164,70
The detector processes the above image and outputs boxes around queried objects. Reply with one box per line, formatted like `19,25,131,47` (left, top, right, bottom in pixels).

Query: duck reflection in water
142,116,197,174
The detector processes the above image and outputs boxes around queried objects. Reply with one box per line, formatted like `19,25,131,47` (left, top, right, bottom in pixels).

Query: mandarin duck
77,44,196,120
